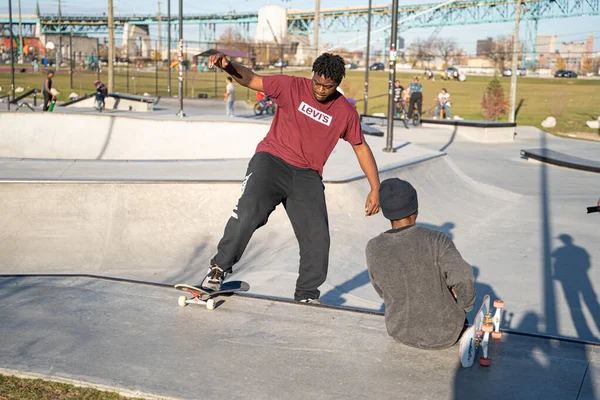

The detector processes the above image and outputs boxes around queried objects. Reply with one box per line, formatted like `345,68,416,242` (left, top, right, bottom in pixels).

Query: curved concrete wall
0,113,269,160
0,157,521,309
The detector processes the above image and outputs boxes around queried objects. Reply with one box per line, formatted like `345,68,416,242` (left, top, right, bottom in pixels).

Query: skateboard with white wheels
174,281,249,310
458,295,505,367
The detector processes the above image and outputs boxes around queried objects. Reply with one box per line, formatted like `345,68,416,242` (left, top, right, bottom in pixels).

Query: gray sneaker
201,265,225,291
299,298,322,305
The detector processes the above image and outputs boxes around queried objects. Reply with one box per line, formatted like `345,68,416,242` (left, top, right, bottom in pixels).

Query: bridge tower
123,23,152,59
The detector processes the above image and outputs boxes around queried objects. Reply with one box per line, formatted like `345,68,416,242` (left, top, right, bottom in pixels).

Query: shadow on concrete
453,132,597,399
467,266,513,330
439,126,458,152
552,233,600,342
97,116,115,160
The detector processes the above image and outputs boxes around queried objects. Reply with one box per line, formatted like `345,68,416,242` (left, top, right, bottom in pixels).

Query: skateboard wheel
178,296,187,307
480,357,491,367
494,300,505,308
492,331,503,340
206,299,215,310
482,323,494,333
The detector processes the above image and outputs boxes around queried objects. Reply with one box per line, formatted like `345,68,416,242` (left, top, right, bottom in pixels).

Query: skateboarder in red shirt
203,52,381,303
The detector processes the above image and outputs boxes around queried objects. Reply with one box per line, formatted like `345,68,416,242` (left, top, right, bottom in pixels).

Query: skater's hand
208,53,229,70
365,189,380,216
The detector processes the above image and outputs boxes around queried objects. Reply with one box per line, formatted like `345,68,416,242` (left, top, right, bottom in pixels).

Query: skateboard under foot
175,281,249,310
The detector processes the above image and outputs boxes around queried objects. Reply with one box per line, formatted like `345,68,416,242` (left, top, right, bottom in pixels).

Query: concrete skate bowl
0,113,269,160
0,156,521,312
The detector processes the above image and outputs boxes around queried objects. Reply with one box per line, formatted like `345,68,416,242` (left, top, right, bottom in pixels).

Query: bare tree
217,27,248,53
408,38,435,68
435,38,457,68
486,36,513,70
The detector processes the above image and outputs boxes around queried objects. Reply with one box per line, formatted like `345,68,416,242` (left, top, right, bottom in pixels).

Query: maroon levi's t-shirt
256,75,365,177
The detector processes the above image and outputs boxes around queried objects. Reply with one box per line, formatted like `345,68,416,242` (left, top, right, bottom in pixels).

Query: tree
435,38,457,68
217,27,248,53
582,57,593,73
556,56,566,70
486,36,513,70
408,38,435,68
481,73,508,121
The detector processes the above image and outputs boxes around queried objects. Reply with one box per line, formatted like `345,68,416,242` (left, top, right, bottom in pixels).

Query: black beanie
379,178,418,221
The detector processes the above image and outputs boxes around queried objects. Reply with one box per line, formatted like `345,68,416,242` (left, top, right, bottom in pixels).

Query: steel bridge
1,0,598,64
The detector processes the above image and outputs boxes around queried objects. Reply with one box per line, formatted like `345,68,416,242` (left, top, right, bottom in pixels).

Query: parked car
273,59,287,68
369,62,385,71
502,68,526,77
345,62,358,70
554,69,577,78
443,67,459,80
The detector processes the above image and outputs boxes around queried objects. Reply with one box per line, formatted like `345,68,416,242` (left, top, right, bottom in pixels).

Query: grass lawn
1,64,598,137
0,373,146,400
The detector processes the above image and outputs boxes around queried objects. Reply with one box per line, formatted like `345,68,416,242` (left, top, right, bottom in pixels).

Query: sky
1,0,599,53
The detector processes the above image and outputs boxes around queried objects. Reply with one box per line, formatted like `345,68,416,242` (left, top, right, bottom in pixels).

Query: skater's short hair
312,53,346,85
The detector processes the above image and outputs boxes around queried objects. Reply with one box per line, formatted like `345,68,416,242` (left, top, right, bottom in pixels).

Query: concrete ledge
421,118,516,143
520,148,600,173
63,93,157,113
0,113,269,160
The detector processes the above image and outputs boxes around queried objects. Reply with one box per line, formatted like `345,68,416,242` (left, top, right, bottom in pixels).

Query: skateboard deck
458,295,505,367
174,281,249,310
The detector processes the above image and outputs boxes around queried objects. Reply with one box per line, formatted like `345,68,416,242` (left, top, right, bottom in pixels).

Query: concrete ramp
0,156,520,312
0,276,597,400
63,94,155,112
0,113,270,160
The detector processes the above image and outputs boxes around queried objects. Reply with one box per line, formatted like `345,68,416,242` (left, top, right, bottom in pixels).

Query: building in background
536,34,557,58
560,35,594,71
476,37,494,56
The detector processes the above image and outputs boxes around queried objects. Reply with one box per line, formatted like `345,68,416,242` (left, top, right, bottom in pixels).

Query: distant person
203,51,381,303
33,59,39,73
407,76,423,119
393,80,405,115
423,68,434,80
42,70,55,112
366,178,475,349
433,88,451,119
94,80,108,112
224,76,236,117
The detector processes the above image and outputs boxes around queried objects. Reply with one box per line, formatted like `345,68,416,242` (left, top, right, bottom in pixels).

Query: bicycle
253,97,276,115
411,110,421,127
394,101,410,129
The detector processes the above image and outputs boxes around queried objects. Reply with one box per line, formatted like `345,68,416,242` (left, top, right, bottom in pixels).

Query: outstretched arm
352,142,381,216
208,53,263,93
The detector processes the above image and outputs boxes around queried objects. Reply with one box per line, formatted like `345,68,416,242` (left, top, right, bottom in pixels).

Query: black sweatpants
43,91,52,111
408,92,423,118
211,152,330,301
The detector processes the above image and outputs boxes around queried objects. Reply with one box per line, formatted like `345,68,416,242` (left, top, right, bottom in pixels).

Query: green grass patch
0,373,147,400
1,65,598,137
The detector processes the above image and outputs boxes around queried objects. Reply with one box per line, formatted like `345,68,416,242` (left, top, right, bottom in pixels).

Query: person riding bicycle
407,77,423,120
94,80,108,112
254,91,275,115
433,88,451,120
393,80,405,117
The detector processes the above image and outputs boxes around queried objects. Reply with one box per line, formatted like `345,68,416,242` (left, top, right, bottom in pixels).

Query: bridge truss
1,0,598,66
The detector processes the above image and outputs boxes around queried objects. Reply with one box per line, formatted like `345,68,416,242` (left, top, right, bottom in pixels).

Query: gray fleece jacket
366,225,475,350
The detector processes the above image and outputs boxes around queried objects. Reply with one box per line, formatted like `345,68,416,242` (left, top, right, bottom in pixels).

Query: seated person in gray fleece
366,178,475,350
